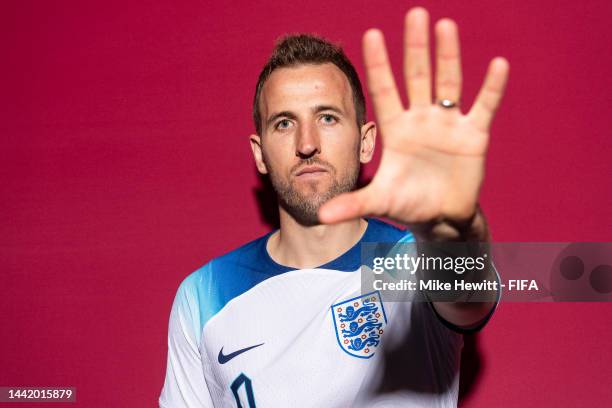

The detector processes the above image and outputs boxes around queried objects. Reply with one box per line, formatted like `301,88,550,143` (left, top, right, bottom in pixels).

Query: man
160,7,508,407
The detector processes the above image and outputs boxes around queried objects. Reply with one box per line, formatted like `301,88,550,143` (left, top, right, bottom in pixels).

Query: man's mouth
295,165,329,177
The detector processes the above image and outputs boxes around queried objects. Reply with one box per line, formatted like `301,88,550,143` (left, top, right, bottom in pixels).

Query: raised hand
319,7,509,225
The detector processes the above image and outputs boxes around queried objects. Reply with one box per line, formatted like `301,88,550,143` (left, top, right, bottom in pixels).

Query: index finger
363,29,404,125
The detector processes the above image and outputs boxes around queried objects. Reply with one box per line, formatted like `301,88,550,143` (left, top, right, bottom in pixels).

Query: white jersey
160,219,467,407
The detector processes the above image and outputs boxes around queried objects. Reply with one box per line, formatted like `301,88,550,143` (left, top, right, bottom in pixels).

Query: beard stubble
263,154,360,226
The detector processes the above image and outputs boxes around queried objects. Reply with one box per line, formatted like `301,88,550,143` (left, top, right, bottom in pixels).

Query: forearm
411,206,499,330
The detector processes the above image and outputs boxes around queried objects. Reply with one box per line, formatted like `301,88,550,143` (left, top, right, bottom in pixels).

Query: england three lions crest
331,291,387,359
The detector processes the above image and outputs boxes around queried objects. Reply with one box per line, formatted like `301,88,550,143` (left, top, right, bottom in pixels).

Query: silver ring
438,99,459,109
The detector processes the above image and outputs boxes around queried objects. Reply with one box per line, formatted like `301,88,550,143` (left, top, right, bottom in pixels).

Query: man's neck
266,208,368,269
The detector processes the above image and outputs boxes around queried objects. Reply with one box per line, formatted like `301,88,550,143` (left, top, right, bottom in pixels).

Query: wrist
412,205,490,242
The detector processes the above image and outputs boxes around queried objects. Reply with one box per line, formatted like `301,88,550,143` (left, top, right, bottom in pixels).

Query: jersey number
230,373,256,408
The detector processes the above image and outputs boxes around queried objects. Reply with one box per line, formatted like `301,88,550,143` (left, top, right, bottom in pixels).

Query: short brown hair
253,34,366,135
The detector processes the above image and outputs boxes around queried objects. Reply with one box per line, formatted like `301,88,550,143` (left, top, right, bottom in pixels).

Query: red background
2,1,611,406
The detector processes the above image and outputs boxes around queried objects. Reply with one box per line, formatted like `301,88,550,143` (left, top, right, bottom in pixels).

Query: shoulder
171,233,276,342
364,218,415,243
178,233,271,293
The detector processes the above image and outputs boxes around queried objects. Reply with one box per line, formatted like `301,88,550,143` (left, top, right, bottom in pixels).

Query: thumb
318,186,380,224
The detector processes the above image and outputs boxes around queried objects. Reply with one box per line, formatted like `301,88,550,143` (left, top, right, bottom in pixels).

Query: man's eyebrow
266,111,298,128
312,105,345,116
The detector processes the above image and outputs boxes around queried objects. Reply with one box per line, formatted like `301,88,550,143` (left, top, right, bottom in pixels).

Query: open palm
319,7,509,225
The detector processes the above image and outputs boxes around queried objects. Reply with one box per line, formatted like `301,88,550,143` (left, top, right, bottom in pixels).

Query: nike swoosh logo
218,343,264,364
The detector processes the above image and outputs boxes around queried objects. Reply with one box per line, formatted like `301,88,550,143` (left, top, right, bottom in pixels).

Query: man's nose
295,123,321,158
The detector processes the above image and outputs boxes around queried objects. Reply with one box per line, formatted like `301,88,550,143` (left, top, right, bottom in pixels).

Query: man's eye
321,114,338,125
276,119,291,130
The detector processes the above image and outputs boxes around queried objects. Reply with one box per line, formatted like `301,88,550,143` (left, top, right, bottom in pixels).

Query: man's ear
249,134,268,174
359,121,377,164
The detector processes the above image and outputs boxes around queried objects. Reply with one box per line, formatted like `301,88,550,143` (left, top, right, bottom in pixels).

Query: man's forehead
260,63,354,116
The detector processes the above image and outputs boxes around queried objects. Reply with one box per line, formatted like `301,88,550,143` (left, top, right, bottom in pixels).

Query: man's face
251,63,373,226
